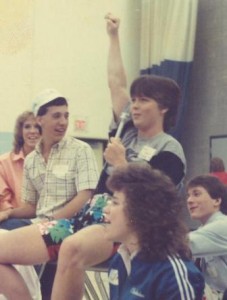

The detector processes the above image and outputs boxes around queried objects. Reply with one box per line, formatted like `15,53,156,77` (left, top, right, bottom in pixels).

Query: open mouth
103,215,110,224
55,128,66,134
189,206,198,213
132,113,141,119
27,136,39,143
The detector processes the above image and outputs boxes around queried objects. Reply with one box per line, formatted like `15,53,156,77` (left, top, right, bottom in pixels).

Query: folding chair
84,261,109,300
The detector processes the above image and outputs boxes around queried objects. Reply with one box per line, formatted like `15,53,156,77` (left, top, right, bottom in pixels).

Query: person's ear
214,197,222,208
36,116,42,126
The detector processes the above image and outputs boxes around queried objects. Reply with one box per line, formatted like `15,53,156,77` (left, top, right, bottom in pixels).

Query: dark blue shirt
109,251,204,300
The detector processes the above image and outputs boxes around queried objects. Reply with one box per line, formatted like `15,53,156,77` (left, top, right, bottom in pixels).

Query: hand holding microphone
104,137,126,167
104,111,130,167
94,110,130,194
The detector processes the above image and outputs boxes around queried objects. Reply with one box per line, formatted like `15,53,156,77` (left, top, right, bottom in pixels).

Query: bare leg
51,224,113,300
0,264,32,300
0,224,50,265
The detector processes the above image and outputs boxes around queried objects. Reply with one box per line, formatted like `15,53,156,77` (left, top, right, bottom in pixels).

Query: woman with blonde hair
0,111,41,211
0,112,41,300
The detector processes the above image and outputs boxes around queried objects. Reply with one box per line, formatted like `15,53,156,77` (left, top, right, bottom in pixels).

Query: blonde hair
13,111,40,154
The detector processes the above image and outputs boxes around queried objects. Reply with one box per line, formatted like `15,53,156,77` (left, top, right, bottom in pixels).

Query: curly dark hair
130,75,180,132
106,162,190,261
13,111,41,154
187,175,227,214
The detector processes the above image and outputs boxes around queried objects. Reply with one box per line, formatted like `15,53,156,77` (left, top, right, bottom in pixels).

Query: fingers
104,141,116,156
104,12,111,20
104,12,120,25
109,137,121,144
104,138,124,160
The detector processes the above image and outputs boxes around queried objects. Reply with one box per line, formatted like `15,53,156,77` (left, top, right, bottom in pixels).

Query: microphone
94,110,130,194
114,111,130,138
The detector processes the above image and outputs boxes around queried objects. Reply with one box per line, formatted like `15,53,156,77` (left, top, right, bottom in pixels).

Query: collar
137,131,165,143
35,136,67,153
12,149,25,161
117,244,138,275
204,211,225,225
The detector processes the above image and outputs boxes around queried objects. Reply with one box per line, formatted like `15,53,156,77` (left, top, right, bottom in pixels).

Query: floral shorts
38,193,110,260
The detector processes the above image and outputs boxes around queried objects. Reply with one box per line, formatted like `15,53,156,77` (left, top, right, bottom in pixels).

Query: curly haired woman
103,163,204,299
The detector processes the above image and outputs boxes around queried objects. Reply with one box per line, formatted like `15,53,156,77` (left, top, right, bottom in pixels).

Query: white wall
0,0,141,145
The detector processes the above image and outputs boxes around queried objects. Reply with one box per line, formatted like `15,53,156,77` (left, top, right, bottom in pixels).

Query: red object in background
210,172,227,185
75,119,86,130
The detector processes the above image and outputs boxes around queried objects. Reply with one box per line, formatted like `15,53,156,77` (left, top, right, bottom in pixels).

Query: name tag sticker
138,146,157,161
109,269,119,286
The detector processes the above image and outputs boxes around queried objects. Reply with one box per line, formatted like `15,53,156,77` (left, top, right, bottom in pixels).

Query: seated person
187,175,227,298
103,163,204,299
0,111,41,211
210,157,227,185
95,13,186,195
0,112,41,300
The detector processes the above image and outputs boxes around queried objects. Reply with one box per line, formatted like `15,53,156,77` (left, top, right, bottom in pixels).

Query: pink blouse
0,150,25,210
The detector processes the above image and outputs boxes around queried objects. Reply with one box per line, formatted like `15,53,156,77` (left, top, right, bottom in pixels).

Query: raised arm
105,13,130,122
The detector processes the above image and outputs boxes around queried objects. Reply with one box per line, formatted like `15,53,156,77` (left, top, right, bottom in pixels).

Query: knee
58,236,84,269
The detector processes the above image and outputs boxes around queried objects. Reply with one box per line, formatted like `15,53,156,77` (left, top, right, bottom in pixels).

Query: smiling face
130,96,167,136
22,116,40,154
37,105,69,145
104,191,139,253
187,186,221,224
